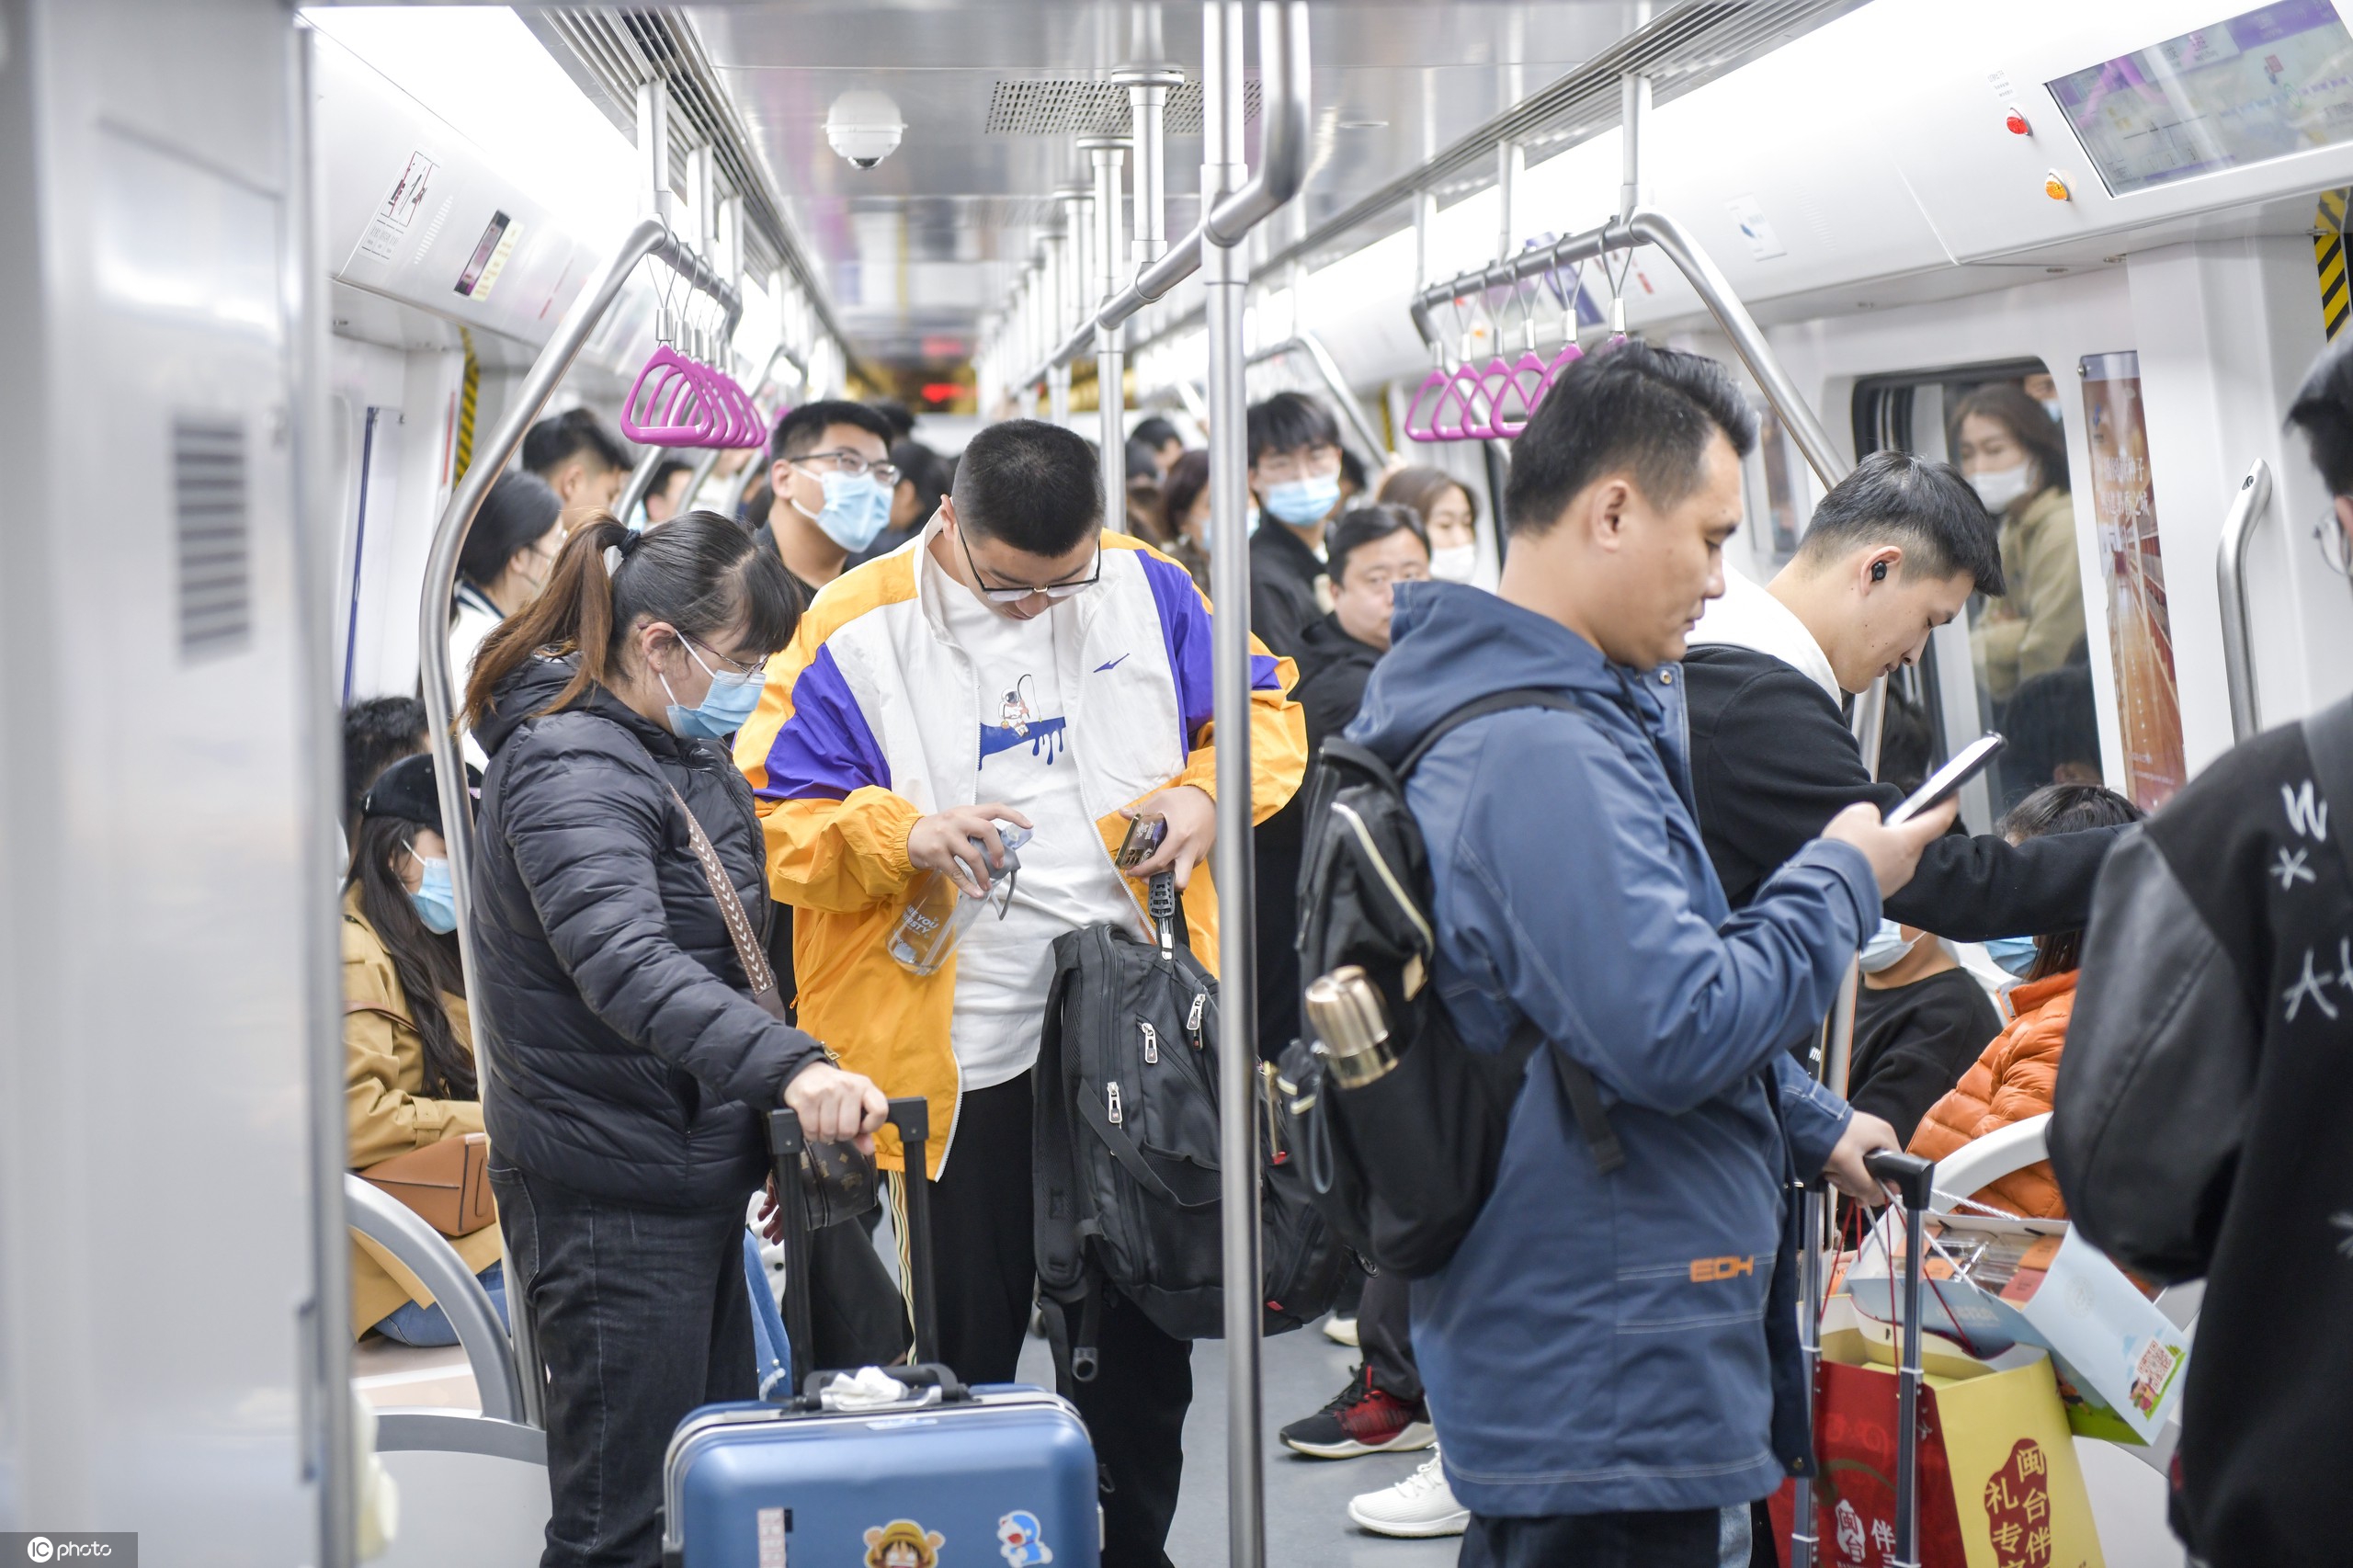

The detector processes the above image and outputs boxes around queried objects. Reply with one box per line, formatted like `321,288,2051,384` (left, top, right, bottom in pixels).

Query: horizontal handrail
345,1175,523,1426
1407,208,1848,490
1018,1,1311,391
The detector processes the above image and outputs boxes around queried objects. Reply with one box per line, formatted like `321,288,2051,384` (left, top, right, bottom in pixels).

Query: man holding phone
1353,343,1952,1566
1684,449,2127,942
735,419,1307,1568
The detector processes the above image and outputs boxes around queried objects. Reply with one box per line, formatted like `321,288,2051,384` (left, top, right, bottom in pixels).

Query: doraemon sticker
864,1517,946,1568
996,1509,1052,1566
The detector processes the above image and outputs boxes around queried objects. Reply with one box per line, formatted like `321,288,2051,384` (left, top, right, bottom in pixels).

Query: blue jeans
372,1261,508,1347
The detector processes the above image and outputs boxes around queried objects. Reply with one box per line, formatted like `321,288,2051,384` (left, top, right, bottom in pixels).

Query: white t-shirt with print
934,562,1142,1089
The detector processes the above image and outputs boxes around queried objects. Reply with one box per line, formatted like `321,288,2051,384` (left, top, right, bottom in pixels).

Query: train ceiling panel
680,2,1663,369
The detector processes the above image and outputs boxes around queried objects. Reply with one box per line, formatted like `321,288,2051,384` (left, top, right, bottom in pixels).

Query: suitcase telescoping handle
884,1096,941,1369
764,1097,943,1391
1863,1149,1936,1568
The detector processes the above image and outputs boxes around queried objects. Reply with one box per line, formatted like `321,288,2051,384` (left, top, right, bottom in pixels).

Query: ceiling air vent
171,415,251,660
984,77,1259,137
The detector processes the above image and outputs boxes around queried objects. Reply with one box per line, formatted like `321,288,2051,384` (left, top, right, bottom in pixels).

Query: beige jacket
344,892,500,1337
1972,486,2086,702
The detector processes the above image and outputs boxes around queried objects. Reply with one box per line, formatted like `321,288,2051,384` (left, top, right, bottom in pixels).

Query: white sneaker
1347,1449,1469,1539
1322,1313,1360,1347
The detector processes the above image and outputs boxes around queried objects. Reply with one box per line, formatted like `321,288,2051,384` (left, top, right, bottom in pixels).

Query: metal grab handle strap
415,216,744,1428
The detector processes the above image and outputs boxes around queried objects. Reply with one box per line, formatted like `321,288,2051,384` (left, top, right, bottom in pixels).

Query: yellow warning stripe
454,327,481,481
2318,189,2352,342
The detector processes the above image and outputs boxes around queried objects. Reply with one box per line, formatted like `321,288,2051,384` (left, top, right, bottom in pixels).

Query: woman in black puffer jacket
463,509,885,1568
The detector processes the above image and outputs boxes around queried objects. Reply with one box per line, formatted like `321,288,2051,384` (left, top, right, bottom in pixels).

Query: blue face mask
1262,472,1342,528
1858,918,1920,974
794,469,892,552
661,637,767,741
410,853,459,935
1983,935,2040,978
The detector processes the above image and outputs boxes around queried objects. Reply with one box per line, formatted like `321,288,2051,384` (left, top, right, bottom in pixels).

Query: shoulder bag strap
665,782,791,1023
2302,696,2353,891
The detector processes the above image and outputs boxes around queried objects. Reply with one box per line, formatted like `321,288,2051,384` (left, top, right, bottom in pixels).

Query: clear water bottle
887,824,1030,975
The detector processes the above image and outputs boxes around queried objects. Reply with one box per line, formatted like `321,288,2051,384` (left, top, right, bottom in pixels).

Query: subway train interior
5,0,2352,1563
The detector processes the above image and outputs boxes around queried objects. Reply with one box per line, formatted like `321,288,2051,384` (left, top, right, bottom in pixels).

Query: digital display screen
2048,0,2353,195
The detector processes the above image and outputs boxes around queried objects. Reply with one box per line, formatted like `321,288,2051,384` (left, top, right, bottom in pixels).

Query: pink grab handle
1403,365,1452,443
1489,349,1552,438
621,347,722,446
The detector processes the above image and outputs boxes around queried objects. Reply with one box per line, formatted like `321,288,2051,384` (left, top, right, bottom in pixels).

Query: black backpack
1281,689,1625,1278
1034,872,1346,1378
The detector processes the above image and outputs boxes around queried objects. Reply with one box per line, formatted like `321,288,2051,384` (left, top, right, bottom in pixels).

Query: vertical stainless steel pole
1202,6,1264,1568
1619,73,1651,224
1086,138,1131,517
1497,140,1523,263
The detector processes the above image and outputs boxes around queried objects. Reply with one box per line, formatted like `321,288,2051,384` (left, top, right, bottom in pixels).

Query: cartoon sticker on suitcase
865,1519,947,1568
996,1510,1051,1565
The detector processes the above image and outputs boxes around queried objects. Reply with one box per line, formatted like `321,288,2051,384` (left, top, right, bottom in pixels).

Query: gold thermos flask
1303,965,1398,1089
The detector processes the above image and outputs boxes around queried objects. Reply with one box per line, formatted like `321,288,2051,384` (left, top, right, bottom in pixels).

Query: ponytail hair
463,509,802,731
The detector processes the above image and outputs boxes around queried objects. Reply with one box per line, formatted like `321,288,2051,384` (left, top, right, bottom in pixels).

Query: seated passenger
1293,505,1429,753
754,399,899,598
449,471,566,746
521,405,631,530
1246,391,1346,661
464,510,887,1567
342,694,426,846
344,753,504,1346
1684,449,2125,947
736,421,1306,1568
1161,449,1212,591
1907,783,2143,1218
1954,383,2084,707
1848,919,2003,1145
1377,463,1482,584
1356,342,1949,1564
642,457,695,528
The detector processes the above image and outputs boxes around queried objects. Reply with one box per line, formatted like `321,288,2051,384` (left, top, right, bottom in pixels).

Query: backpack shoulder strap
1400,688,1583,778
1506,1017,1627,1176
2302,695,2353,890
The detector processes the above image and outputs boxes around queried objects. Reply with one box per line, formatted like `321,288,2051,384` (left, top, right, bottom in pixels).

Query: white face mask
1428,543,1478,584
1970,461,2034,515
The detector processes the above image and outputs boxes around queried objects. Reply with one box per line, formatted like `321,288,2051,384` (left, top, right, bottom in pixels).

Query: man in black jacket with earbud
1681,450,2123,942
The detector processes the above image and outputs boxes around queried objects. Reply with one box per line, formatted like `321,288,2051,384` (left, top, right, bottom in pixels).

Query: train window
1853,359,2104,823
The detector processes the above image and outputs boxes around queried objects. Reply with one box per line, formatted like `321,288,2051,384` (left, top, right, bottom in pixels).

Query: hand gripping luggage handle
765,1107,822,1390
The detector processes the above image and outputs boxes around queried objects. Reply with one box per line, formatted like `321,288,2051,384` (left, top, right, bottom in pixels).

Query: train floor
356,1299,1461,1566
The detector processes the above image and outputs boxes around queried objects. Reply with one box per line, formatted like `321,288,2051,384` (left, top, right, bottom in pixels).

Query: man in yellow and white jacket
736,419,1305,1566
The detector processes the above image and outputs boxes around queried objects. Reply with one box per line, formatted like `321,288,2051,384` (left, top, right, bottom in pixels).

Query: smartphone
1886,733,2006,826
1116,814,1167,871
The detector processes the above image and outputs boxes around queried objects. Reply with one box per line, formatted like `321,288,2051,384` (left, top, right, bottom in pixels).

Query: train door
1852,361,2111,831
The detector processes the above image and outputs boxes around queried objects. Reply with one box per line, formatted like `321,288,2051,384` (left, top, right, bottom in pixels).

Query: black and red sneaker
1278,1365,1436,1460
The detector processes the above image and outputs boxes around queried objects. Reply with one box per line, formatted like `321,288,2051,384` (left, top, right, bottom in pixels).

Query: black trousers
1461,1507,1722,1568
492,1162,754,1568
1360,1264,1422,1403
932,1074,1195,1568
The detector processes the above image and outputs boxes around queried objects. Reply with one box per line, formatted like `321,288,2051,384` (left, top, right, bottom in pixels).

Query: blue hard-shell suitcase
661,1099,1099,1568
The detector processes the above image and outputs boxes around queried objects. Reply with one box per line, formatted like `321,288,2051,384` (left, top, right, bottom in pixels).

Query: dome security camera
826,90,904,171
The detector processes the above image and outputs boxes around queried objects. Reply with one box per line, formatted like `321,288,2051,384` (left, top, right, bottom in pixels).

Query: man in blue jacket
1349,342,1953,1566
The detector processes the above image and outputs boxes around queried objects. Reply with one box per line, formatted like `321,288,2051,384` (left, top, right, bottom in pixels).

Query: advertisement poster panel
2082,351,2187,809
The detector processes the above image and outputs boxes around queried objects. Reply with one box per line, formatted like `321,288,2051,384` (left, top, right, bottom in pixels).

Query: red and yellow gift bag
1771,1349,2103,1568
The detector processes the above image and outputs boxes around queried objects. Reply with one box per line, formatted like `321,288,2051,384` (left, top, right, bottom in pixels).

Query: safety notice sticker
360,151,436,262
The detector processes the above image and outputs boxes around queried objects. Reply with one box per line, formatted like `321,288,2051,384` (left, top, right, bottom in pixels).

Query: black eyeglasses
789,449,901,487
956,523,1101,604
2319,509,2353,579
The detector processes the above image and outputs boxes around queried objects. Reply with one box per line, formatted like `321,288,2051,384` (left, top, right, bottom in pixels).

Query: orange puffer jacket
1906,971,2078,1219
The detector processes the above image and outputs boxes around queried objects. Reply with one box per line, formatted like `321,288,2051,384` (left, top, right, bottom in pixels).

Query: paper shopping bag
1774,1352,2103,1568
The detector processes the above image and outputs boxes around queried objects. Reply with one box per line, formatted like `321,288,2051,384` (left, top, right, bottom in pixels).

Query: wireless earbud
1870,561,1889,583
